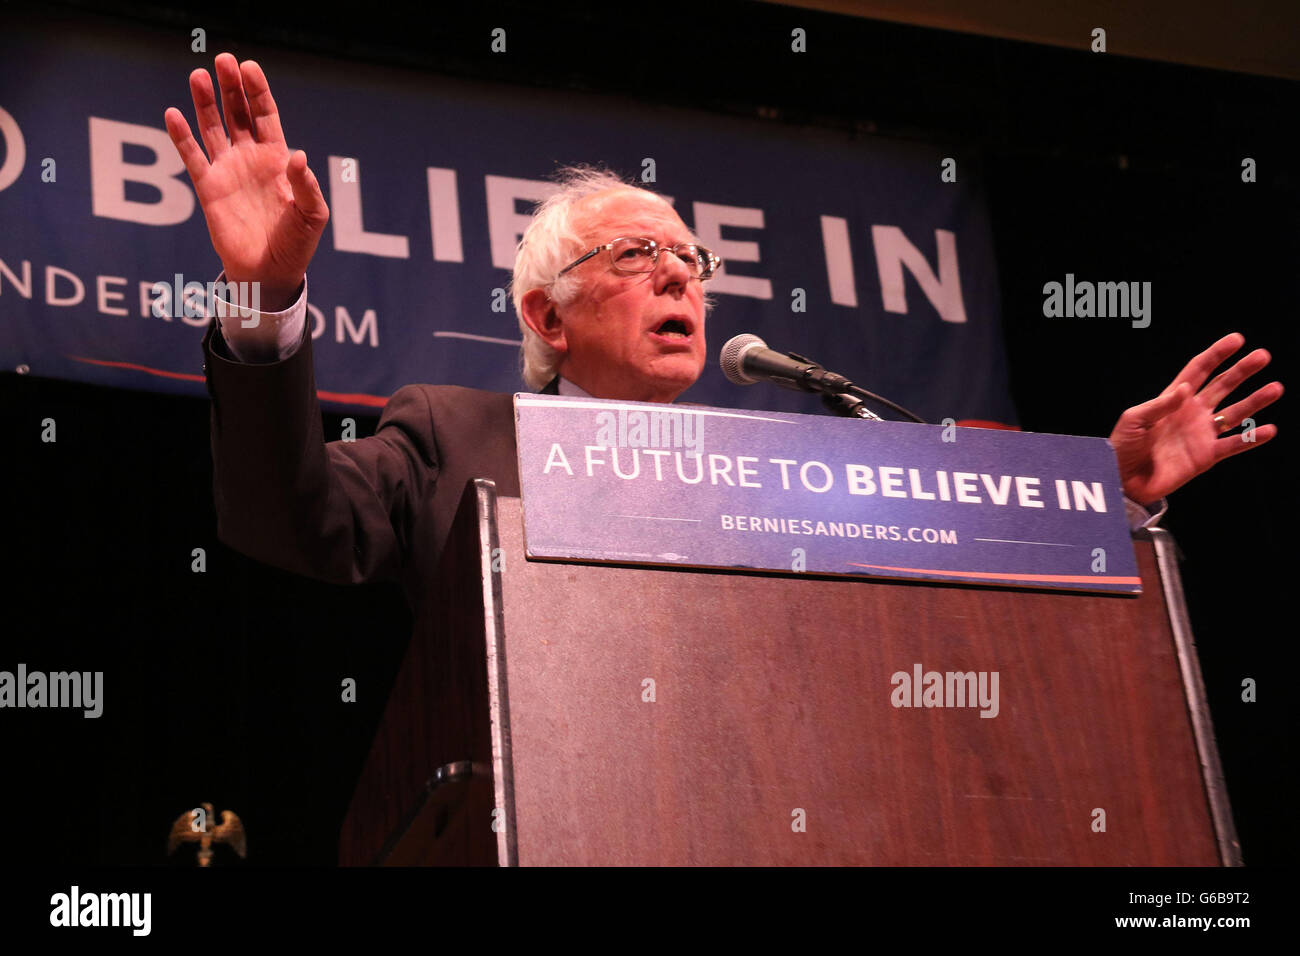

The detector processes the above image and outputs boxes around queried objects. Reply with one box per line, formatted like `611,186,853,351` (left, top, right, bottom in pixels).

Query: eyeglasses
557,236,722,281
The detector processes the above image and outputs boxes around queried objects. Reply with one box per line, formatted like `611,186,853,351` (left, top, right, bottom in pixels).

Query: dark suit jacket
201,317,550,614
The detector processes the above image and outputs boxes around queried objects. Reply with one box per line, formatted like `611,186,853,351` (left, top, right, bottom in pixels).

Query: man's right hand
164,52,329,313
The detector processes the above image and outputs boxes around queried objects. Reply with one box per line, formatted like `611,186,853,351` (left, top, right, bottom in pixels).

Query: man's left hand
1110,332,1282,504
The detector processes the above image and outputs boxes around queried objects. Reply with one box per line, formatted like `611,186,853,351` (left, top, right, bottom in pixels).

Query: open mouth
651,317,694,340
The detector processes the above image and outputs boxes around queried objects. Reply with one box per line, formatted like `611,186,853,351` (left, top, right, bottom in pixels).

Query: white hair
507,164,713,390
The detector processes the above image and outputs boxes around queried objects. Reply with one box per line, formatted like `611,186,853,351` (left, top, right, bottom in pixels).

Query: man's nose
653,247,692,291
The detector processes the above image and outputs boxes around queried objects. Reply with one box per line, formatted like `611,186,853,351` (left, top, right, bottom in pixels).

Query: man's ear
520,289,567,355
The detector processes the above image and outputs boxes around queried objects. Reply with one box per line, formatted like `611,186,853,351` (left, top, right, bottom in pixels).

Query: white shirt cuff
1125,495,1168,531
210,271,308,363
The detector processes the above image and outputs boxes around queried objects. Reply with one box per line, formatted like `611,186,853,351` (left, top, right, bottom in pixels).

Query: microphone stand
780,351,901,423
752,347,928,424
821,390,885,420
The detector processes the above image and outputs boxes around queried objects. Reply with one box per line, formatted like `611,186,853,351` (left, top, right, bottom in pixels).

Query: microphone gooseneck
718,333,927,424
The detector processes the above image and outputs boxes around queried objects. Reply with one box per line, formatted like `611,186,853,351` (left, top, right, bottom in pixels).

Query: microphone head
720,333,767,385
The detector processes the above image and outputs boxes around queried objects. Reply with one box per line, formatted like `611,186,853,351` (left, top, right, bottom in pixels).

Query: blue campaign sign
515,394,1141,594
0,16,1015,427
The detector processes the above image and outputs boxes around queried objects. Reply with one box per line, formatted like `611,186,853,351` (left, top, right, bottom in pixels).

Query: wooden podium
339,479,1239,866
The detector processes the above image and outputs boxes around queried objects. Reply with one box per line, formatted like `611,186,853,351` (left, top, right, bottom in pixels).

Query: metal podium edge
475,478,519,866
1143,527,1243,866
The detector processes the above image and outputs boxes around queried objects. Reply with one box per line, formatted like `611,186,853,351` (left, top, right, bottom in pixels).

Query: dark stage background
2,1,1295,866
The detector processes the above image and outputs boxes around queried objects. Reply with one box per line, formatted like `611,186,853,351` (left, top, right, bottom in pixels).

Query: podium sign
515,395,1140,593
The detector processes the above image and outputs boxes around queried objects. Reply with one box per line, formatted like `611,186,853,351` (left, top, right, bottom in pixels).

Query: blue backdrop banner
0,15,1016,425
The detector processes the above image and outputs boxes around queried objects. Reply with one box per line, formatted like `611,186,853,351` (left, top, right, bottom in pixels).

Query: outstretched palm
1109,333,1281,503
164,53,328,307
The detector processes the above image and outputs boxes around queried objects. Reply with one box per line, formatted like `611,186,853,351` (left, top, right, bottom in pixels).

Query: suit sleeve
201,316,439,586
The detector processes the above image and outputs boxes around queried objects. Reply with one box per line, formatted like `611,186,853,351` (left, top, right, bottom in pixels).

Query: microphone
719,333,854,394
719,333,928,424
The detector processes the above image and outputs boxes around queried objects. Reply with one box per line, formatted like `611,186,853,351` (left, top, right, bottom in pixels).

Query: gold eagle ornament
167,803,247,866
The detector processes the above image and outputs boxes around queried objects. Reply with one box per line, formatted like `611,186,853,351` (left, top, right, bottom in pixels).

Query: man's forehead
574,190,691,242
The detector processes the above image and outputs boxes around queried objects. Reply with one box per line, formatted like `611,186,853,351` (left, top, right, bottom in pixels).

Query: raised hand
164,53,328,312
1109,332,1282,504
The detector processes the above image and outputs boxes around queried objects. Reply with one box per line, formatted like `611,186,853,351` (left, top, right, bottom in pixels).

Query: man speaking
165,53,1282,609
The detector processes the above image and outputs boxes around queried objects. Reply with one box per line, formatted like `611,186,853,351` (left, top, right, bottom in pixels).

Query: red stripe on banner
68,355,206,382
955,419,1022,430
847,562,1141,585
66,355,390,407
315,390,389,408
